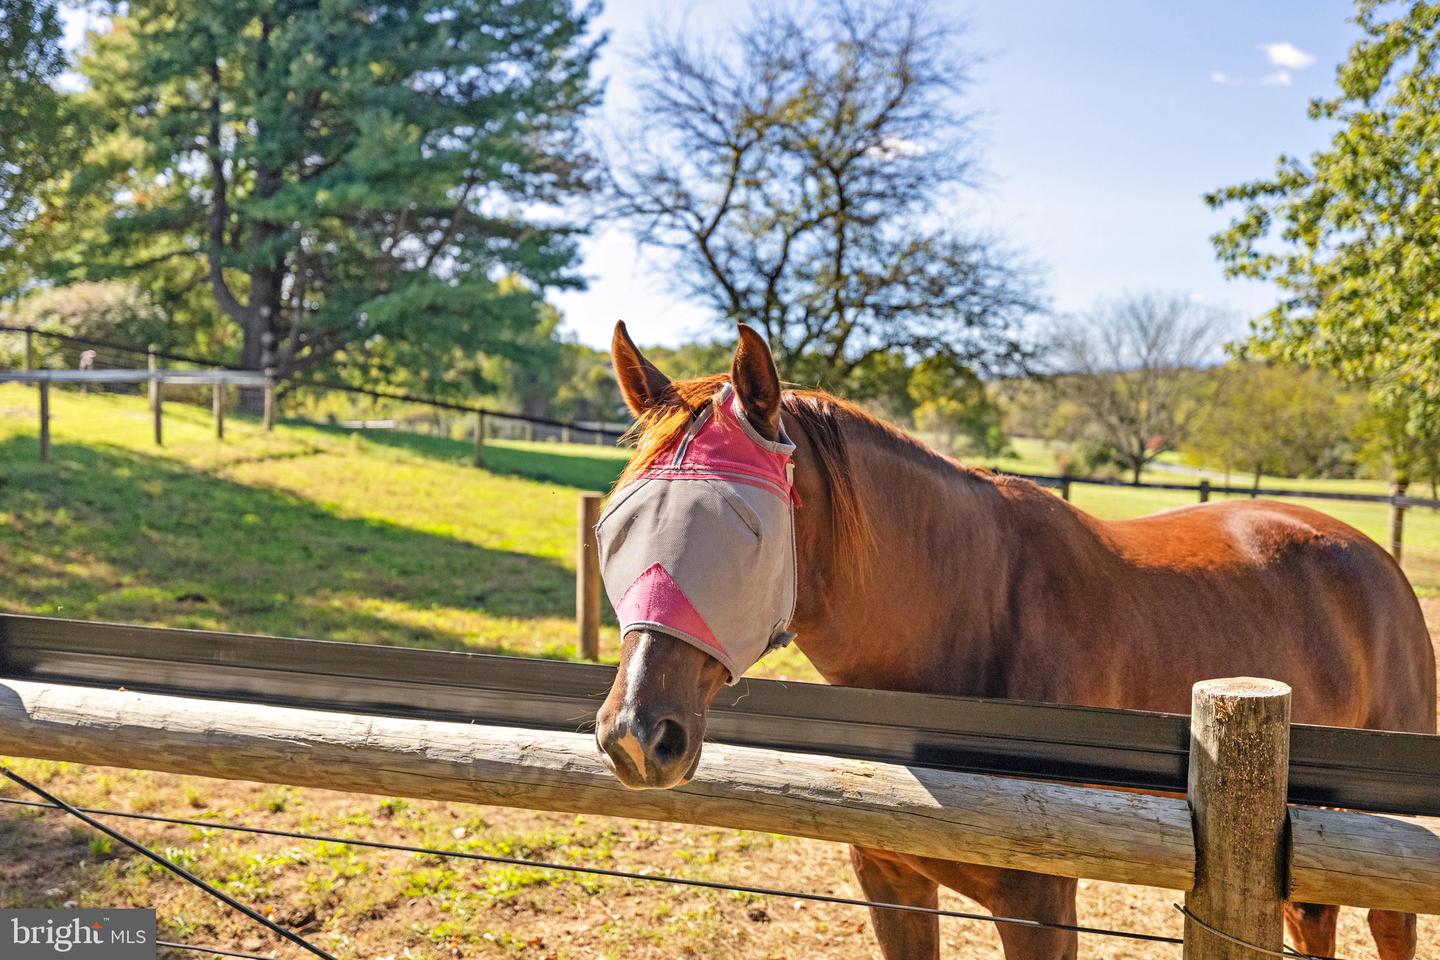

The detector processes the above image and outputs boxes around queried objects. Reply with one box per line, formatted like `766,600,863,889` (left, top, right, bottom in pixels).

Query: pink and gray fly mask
596,384,799,683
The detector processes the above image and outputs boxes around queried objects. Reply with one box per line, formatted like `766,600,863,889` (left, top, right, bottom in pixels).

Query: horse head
594,321,799,789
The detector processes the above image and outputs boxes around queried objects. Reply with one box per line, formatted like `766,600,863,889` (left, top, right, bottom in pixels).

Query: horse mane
617,374,880,561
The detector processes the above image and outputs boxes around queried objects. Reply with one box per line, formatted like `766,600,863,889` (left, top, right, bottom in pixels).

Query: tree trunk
1251,466,1262,497
1131,461,1142,485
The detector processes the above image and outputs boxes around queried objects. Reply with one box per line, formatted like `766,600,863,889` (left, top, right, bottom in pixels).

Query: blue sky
554,0,1359,349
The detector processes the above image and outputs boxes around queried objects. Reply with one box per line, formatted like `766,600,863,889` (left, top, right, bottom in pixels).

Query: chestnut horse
593,322,1436,960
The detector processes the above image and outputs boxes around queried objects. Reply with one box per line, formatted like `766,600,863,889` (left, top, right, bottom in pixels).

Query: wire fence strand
0,769,335,960
0,793,1184,949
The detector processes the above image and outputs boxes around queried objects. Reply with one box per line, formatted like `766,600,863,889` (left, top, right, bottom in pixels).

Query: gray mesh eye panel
596,386,797,682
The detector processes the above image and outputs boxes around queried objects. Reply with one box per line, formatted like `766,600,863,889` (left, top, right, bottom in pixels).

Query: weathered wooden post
1183,677,1291,960
524,420,535,443
577,492,603,662
147,345,161,446
152,379,164,447
1389,480,1407,564
212,382,226,440
23,328,34,371
262,371,276,432
473,411,486,468
37,379,50,462
1199,480,1210,503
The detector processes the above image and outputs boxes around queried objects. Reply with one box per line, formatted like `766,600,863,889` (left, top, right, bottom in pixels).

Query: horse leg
1367,909,1417,960
849,845,940,960
980,869,1078,960
1283,902,1339,957
909,859,1078,960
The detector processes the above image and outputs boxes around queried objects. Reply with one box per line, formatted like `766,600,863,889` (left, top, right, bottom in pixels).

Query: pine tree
47,0,601,385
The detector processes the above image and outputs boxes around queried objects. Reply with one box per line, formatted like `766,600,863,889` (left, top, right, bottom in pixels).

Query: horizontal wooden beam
0,679,1434,914
1290,806,1440,914
0,678,1193,890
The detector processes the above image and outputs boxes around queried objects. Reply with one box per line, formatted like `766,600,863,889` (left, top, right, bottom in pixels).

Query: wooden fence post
146,345,161,446
262,371,276,432
1059,477,1072,501
1389,481,1407,564
525,420,535,443
213,383,225,440
473,411,486,468
1183,678,1291,960
37,380,50,462
152,379,164,446
1199,480,1210,503
23,328,34,371
577,492,602,662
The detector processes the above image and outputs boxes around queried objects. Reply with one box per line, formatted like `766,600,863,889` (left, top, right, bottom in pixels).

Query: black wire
0,770,335,960
0,794,1182,948
1173,903,1343,960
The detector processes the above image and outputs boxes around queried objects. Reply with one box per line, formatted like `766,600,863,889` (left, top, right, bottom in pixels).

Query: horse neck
789,421,1021,694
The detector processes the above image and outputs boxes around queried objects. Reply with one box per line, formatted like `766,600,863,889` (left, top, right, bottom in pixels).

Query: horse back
1008,497,1436,734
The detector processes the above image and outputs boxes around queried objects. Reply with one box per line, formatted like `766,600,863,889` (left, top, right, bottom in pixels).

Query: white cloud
1262,42,1316,70
868,135,927,160
1261,70,1293,87
1210,71,1232,84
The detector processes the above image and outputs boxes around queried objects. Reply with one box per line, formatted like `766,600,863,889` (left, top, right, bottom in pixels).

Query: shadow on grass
304,422,628,491
0,438,582,655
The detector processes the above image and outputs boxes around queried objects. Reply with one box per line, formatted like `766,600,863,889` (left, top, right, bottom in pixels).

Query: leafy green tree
3,281,167,347
1354,399,1440,495
1207,0,1440,473
605,0,1041,385
907,355,1008,458
1183,363,1363,488
39,0,601,386
0,0,69,295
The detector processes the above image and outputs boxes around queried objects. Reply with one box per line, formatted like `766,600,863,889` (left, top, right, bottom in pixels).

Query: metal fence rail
2,614,1436,817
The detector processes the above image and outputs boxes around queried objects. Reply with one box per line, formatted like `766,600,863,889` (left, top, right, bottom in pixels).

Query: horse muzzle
594,628,725,790
595,708,702,790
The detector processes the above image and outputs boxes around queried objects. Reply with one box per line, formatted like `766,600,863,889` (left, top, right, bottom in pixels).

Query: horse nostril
645,717,688,766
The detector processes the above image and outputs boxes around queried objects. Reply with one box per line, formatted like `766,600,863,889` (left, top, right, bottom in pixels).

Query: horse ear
611,320,673,417
731,324,783,439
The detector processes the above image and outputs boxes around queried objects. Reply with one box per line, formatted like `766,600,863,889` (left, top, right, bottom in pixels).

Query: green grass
0,383,630,656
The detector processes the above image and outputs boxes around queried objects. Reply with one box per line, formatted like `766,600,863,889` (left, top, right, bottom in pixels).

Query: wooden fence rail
0,675,1435,925
996,469,1434,562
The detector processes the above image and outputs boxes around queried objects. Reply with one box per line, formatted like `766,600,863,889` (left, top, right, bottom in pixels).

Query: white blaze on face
615,632,655,778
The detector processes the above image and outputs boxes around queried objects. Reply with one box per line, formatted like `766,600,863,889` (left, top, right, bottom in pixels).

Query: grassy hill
0,383,631,657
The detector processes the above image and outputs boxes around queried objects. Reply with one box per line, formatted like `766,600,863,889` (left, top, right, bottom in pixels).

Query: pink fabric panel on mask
614,561,728,658
642,391,794,502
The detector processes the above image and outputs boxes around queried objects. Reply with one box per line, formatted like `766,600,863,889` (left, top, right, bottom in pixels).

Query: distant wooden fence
997,469,1435,563
0,325,630,459
0,368,274,459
